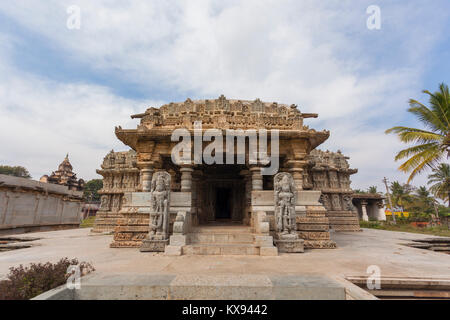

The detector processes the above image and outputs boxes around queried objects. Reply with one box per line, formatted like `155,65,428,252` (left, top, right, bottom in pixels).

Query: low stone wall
0,174,83,235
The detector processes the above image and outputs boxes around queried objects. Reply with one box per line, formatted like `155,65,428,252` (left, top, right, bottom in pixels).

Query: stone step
191,225,253,233
182,244,260,255
188,232,255,244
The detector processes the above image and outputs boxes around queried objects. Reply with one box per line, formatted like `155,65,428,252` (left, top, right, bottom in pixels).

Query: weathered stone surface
164,245,182,256
275,238,304,253
260,246,278,256
140,239,169,252
93,150,140,233
304,149,361,232
0,174,83,235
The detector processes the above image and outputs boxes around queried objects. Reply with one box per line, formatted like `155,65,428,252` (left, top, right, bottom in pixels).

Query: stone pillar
289,167,303,190
240,170,252,225
286,160,306,190
361,200,369,222
180,166,194,192
250,167,263,190
140,167,153,192
376,201,386,221
191,170,202,225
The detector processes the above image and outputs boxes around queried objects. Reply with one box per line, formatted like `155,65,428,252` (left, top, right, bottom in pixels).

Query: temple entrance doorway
196,164,248,225
215,188,231,220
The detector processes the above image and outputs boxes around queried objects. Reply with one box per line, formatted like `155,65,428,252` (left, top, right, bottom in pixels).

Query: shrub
0,258,94,300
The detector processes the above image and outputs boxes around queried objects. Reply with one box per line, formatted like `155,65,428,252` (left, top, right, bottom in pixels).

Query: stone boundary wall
0,174,83,235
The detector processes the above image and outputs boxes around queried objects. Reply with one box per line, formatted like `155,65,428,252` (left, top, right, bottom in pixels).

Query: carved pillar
361,200,369,221
376,201,386,221
180,166,194,192
250,167,263,190
140,167,154,192
289,168,303,190
191,170,202,225
286,160,305,190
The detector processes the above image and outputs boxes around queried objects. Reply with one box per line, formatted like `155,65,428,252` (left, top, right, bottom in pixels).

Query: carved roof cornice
115,127,330,150
129,95,319,131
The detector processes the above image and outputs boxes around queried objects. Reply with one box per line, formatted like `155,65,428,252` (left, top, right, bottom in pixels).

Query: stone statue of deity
100,195,110,210
274,172,297,235
147,171,171,240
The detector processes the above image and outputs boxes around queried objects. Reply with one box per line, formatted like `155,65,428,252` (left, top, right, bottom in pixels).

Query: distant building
40,154,84,191
352,193,386,221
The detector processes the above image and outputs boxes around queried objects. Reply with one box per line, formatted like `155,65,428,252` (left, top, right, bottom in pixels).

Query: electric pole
382,177,396,224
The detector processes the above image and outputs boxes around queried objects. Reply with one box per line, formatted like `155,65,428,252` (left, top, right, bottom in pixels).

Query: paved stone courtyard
1,228,449,281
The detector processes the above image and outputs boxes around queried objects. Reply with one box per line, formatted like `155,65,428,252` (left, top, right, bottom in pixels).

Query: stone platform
1,228,449,299
33,273,369,300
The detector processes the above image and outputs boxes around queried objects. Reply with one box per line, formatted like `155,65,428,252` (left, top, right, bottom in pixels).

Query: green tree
427,163,450,207
390,181,413,212
409,186,435,218
385,83,450,183
367,186,378,194
0,165,31,179
83,179,103,202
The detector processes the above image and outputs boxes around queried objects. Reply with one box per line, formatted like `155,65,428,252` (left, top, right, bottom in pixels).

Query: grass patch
360,220,450,237
79,216,96,228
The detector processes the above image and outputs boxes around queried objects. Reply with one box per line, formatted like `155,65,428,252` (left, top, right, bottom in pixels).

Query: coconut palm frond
386,83,450,183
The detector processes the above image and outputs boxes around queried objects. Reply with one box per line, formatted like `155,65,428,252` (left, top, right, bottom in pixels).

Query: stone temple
93,96,361,255
40,154,85,191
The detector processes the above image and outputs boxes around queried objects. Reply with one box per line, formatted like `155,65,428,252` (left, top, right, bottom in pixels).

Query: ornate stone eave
352,193,385,200
115,126,329,151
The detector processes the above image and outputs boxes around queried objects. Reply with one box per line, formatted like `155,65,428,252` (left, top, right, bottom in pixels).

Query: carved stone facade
92,150,140,233
98,96,351,253
304,150,360,231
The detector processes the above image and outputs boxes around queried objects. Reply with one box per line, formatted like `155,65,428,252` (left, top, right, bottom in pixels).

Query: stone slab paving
1,227,449,297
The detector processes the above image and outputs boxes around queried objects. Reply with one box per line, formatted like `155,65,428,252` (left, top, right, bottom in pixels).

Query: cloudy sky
0,1,448,190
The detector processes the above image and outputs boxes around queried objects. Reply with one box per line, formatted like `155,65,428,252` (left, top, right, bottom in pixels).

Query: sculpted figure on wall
328,171,339,189
331,194,341,211
100,195,110,210
112,195,121,209
342,194,355,211
148,171,171,240
274,172,297,235
319,193,331,210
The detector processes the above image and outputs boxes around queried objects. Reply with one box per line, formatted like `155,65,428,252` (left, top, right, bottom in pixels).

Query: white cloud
0,37,163,179
0,1,447,188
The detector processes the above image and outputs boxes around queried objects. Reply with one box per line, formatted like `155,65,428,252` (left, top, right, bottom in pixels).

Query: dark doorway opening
215,188,231,220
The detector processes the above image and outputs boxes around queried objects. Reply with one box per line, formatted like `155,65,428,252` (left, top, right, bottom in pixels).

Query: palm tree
428,163,450,207
390,181,413,212
386,83,450,183
367,186,378,194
